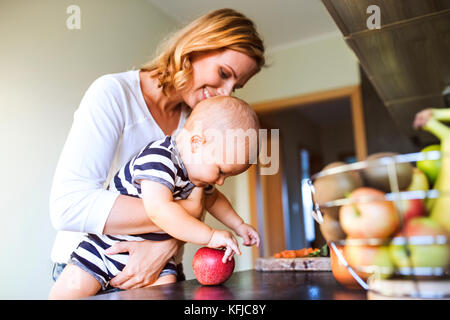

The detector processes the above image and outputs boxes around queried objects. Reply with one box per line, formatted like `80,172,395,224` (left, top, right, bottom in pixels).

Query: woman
49,8,265,291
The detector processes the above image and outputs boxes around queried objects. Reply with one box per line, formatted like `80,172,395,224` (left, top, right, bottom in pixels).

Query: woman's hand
105,238,182,289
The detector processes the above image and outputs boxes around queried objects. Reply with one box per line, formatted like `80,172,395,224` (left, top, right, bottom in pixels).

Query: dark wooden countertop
86,269,367,300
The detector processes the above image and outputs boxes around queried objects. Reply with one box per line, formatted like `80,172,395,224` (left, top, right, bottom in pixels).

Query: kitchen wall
238,32,360,105
0,0,177,299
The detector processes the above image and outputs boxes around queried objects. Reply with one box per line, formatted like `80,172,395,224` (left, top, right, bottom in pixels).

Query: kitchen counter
85,269,367,300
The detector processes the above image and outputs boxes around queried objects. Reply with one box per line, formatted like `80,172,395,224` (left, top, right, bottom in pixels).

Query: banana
421,116,450,233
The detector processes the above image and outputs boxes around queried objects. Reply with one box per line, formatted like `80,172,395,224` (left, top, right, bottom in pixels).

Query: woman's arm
103,195,161,235
49,75,163,235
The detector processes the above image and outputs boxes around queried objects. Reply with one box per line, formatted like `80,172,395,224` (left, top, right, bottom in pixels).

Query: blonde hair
142,8,265,96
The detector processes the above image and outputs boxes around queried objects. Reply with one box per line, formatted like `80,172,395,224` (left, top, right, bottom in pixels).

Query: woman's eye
219,68,229,79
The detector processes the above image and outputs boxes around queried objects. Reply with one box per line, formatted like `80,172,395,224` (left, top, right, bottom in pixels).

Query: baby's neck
173,131,188,163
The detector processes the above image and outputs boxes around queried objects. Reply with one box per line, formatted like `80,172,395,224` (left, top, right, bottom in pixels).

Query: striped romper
69,136,209,291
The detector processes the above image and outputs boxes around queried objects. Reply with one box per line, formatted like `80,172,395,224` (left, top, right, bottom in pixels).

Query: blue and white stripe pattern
70,136,196,290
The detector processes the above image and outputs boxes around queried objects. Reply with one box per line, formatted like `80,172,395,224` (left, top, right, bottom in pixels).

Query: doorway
249,85,366,259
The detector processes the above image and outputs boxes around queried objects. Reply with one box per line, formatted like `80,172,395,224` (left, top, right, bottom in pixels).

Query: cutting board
255,257,331,272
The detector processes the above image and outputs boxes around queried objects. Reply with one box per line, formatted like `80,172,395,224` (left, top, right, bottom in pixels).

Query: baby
49,96,261,299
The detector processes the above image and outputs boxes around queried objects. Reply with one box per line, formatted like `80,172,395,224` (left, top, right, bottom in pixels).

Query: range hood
321,0,450,147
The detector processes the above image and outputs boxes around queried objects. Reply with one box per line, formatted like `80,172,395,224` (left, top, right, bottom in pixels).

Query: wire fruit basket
306,151,450,300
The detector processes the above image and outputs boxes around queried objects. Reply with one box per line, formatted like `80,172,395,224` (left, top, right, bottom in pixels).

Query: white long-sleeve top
49,70,189,263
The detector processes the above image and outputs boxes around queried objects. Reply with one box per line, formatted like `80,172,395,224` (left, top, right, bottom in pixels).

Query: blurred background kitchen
1,0,448,299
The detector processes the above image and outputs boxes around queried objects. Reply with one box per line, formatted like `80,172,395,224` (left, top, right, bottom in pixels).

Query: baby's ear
190,134,205,153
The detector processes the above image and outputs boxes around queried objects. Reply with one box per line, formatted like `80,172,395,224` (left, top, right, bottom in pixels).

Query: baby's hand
235,223,260,248
207,230,241,263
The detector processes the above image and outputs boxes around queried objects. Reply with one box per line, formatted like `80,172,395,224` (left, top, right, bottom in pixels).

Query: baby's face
181,137,251,187
185,159,250,187
177,120,256,187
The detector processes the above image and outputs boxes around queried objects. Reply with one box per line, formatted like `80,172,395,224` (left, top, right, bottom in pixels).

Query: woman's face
180,49,259,108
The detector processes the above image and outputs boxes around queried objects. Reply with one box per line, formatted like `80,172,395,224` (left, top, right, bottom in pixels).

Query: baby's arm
140,180,240,261
176,187,204,221
205,189,260,247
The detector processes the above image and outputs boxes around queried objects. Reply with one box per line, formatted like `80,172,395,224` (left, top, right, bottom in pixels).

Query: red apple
192,247,235,285
396,198,427,224
339,187,399,238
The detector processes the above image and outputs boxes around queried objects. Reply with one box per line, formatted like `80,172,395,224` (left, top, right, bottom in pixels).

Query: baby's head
176,96,260,187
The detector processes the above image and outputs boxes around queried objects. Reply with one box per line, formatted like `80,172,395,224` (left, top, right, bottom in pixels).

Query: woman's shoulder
77,70,142,118
89,70,139,93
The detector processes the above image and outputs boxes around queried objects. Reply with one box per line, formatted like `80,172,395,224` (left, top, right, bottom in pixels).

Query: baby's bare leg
148,274,177,287
48,264,102,300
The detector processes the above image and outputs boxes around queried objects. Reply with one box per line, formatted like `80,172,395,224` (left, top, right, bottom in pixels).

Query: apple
417,144,441,186
394,167,428,224
192,247,235,285
396,198,427,224
330,244,363,289
407,167,430,192
389,217,450,269
339,187,400,239
343,240,394,279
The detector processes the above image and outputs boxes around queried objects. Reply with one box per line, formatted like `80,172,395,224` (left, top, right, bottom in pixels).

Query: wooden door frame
248,84,367,261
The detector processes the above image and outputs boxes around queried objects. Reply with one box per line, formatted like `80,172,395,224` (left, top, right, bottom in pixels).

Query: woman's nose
217,82,234,96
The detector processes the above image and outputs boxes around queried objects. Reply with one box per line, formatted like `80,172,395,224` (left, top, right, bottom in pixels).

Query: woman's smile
203,87,213,99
